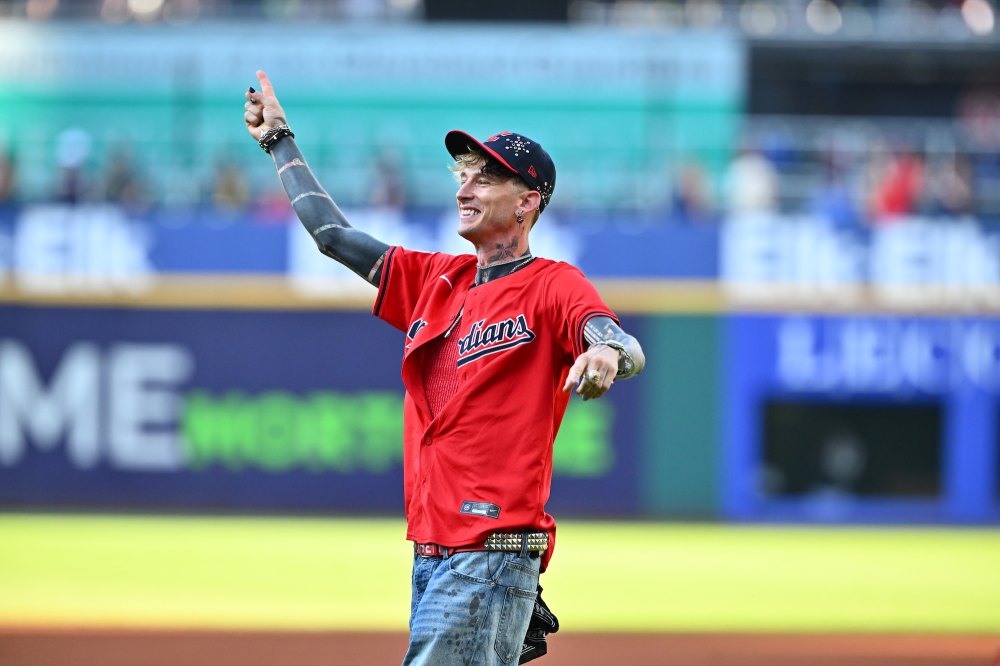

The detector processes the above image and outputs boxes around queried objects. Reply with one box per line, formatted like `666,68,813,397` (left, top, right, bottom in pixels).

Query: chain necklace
476,253,534,286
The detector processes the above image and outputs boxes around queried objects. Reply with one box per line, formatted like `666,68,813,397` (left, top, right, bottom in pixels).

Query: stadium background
0,0,998,663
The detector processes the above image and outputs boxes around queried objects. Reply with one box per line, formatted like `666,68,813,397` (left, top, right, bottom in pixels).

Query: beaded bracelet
258,124,294,153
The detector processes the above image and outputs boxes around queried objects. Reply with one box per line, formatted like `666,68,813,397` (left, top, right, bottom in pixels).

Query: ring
586,370,602,384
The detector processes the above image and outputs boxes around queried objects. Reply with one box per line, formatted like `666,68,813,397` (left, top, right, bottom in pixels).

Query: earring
516,210,525,223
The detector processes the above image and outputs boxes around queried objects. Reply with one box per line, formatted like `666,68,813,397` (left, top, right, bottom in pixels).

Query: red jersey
373,246,617,571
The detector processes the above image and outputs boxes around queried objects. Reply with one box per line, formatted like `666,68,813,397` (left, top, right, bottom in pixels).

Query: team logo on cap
456,314,535,367
528,165,537,178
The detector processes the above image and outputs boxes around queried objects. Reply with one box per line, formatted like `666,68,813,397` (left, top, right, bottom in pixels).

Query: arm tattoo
290,191,333,205
277,158,306,175
584,316,645,379
269,137,389,286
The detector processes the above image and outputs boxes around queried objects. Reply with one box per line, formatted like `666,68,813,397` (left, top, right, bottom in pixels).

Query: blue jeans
403,550,541,665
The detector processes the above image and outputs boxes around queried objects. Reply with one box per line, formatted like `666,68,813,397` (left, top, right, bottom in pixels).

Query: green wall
641,315,721,517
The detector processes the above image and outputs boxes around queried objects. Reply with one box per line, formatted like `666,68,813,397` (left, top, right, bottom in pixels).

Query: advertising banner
0,306,645,516
722,313,1000,523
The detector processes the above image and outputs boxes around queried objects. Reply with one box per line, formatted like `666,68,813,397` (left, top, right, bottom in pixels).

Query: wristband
258,124,294,153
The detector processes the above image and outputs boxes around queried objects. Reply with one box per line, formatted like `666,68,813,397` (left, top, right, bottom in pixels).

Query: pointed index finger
256,70,275,98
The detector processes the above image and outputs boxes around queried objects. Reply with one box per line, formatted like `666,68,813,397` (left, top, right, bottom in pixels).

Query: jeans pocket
447,551,505,585
493,586,538,664
498,557,539,594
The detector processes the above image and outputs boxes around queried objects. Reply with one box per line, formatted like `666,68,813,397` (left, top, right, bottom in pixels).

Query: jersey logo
456,314,535,367
460,501,501,519
406,319,428,344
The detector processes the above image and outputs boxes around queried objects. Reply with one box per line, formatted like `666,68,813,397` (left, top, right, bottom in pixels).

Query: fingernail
248,86,256,93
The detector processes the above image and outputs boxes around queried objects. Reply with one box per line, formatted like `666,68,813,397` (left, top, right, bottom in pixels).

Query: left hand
245,69,288,141
562,346,619,400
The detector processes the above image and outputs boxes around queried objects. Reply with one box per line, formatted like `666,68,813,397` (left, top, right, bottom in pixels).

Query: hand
562,345,619,401
244,69,288,141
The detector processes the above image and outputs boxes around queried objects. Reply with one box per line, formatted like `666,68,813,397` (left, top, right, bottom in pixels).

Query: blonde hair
449,151,527,190
449,150,541,225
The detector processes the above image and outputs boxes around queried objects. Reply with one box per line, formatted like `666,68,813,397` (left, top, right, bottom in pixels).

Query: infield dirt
1,629,997,665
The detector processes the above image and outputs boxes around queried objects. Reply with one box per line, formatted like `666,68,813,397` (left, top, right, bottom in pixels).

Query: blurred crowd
667,87,1000,227
0,126,412,221
4,97,1000,228
3,0,995,39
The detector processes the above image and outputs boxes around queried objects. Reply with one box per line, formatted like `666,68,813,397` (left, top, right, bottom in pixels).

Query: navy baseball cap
445,130,556,212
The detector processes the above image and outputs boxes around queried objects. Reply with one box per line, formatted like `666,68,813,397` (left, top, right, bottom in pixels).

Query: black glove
519,585,559,664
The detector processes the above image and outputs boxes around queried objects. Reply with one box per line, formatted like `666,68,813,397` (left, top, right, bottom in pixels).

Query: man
244,70,644,665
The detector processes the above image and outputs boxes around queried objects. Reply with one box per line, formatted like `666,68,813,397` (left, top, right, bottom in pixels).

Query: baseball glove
519,585,560,664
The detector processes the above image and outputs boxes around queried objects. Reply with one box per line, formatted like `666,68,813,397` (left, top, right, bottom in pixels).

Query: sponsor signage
722,313,999,523
0,306,642,515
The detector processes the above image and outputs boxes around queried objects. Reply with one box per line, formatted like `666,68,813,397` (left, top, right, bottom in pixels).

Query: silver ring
586,370,602,384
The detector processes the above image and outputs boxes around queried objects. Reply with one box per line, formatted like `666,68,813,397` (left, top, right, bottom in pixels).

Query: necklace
478,252,533,270
476,253,534,286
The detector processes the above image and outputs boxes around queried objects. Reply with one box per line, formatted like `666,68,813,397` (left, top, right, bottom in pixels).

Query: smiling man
244,70,644,666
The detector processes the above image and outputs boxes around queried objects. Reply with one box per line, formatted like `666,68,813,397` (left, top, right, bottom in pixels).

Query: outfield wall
1,297,997,523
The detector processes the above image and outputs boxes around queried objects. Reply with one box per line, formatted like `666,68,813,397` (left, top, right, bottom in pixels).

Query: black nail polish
248,86,256,93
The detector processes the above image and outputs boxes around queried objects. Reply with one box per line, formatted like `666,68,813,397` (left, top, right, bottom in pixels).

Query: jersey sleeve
372,246,459,333
547,264,619,359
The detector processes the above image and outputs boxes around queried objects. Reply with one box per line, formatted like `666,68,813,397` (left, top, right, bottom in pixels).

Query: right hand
244,69,288,141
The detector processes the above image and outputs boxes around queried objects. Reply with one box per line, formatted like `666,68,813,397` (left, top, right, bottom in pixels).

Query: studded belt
414,531,549,558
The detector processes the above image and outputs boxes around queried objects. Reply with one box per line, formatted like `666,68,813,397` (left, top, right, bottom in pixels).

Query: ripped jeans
403,550,541,665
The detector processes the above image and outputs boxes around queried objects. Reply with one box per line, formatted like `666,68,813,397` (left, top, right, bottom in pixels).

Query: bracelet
590,340,635,378
258,124,294,153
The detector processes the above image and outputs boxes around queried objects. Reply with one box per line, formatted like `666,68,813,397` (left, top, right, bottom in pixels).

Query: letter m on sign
0,340,101,468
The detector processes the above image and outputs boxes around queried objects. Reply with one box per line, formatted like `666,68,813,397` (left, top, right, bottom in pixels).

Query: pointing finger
563,357,588,392
256,69,275,98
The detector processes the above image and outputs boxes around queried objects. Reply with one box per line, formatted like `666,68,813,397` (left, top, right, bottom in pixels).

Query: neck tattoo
475,252,534,286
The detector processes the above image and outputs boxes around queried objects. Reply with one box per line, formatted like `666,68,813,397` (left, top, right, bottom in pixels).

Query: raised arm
245,70,389,286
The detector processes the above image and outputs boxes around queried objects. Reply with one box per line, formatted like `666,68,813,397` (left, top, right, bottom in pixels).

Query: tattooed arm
268,139,389,285
563,315,645,401
245,70,389,286
583,316,645,379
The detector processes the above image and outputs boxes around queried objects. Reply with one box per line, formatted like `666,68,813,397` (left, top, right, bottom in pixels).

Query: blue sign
722,314,999,524
0,306,645,516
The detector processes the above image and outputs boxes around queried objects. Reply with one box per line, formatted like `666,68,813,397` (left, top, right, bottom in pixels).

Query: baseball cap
445,130,556,212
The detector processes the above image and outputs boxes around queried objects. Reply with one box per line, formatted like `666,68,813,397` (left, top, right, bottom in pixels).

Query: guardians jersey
373,246,618,571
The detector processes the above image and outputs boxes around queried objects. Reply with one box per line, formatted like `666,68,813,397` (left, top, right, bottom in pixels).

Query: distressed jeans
403,550,541,665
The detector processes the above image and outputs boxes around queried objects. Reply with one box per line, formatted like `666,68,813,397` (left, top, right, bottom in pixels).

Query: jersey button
423,436,432,445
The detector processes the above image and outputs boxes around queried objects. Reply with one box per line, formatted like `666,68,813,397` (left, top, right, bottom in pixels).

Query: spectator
211,157,251,210
868,147,924,224
0,137,15,202
924,153,972,217
809,150,861,230
104,142,150,212
724,142,779,215
670,158,715,223
55,127,92,204
368,148,408,211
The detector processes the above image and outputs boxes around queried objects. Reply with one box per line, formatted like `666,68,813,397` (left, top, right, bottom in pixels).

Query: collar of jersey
474,253,535,287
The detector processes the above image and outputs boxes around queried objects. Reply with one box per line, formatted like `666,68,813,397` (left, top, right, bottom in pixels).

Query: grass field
1,514,998,634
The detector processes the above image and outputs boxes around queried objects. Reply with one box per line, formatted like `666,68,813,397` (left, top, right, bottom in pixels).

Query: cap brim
445,130,519,177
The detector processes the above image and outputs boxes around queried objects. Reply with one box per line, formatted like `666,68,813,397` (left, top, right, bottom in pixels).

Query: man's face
454,162,526,245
